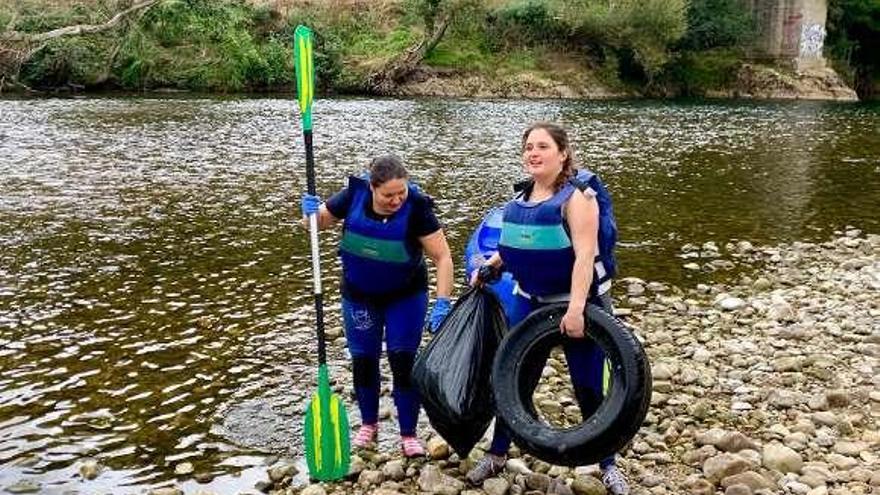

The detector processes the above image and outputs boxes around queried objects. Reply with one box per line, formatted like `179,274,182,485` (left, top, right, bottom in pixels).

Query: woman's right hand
471,263,500,287
300,193,321,217
560,308,586,339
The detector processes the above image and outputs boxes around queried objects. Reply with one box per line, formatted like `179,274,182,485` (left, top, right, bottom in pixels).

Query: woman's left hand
560,308,586,339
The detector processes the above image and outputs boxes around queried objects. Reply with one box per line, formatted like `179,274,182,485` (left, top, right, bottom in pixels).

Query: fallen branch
367,12,450,94
0,0,160,43
0,0,161,92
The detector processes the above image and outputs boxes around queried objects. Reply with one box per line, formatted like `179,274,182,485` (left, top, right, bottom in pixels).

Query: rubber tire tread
491,303,651,466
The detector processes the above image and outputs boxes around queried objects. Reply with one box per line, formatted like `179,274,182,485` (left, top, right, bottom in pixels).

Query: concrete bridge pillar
747,0,828,71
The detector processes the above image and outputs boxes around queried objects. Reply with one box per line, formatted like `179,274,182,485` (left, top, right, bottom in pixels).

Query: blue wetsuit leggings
342,291,428,436
488,292,618,469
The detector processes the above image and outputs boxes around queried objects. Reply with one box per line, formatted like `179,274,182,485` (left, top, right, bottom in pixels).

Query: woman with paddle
468,122,629,494
300,154,453,458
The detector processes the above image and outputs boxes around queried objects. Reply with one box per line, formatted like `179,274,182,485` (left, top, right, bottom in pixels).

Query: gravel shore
138,230,879,495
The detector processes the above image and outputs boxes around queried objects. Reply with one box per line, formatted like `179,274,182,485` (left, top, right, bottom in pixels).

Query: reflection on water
0,96,878,490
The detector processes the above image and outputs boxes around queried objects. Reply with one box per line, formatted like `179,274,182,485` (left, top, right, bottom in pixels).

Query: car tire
491,303,651,466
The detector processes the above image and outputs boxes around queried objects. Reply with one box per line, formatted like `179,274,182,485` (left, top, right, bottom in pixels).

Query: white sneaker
602,465,629,495
465,453,506,485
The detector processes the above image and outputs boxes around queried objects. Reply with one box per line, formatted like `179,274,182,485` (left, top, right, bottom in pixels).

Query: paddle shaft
295,25,350,481
303,130,327,366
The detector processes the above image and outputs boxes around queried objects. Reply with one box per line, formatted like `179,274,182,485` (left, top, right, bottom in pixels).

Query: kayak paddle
295,24,351,481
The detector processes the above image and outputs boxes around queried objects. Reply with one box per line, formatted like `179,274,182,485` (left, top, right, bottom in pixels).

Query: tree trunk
367,13,450,95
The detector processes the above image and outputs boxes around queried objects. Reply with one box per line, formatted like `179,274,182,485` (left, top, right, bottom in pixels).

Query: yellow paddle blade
293,25,315,131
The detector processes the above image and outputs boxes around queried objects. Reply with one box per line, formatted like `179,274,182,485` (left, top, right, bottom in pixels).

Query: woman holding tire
467,122,629,494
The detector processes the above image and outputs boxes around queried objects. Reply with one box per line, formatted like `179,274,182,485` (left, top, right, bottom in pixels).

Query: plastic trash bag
413,286,507,457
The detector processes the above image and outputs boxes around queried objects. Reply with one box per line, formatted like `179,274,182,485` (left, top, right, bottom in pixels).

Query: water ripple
0,95,878,490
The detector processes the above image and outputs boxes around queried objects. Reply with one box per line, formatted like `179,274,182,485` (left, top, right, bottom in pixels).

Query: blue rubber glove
428,297,451,334
301,193,321,216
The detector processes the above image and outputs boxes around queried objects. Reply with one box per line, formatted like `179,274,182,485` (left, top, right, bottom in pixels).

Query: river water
0,96,878,492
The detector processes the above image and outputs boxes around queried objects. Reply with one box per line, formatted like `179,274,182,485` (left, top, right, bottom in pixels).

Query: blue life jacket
339,176,426,297
501,168,617,298
569,168,618,281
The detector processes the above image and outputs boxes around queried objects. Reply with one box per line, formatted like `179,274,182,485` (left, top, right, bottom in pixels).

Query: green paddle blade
293,24,315,131
304,365,351,480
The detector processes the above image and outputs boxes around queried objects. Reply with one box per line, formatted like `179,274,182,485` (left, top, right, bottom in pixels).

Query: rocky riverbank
74,230,878,495
706,65,859,101
392,63,859,102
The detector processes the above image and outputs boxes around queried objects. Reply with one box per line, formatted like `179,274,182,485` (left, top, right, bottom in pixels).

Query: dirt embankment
390,63,859,101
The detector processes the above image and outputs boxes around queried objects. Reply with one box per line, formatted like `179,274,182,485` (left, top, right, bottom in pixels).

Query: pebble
79,459,100,480
174,462,194,475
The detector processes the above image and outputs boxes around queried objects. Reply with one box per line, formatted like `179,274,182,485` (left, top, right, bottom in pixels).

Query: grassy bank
1,0,296,91
1,0,876,98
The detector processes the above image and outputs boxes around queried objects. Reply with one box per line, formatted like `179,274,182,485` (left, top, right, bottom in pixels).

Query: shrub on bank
8,0,298,91
660,49,744,96
4,0,875,97
112,0,294,91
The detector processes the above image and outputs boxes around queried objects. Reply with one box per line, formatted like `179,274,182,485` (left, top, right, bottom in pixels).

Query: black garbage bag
413,286,507,457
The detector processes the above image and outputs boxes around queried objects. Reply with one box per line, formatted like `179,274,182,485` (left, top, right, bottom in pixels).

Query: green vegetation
659,0,756,95
420,1,564,73
677,0,756,51
826,0,880,98
127,0,291,90
0,0,875,98
564,0,688,82
11,0,295,91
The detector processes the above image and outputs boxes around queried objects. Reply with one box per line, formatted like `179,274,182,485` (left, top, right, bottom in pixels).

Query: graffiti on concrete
800,23,826,59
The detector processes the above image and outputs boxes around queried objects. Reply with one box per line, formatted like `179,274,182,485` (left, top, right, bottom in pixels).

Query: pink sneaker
400,436,425,458
353,423,378,448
